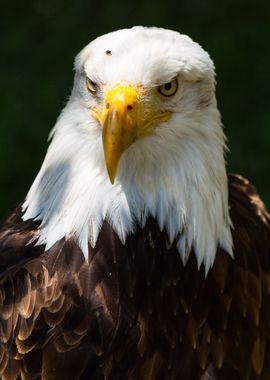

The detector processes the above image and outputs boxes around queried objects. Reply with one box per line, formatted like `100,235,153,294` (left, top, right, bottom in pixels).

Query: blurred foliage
0,0,270,216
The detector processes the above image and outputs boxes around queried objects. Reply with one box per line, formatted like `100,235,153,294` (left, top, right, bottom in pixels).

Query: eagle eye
158,78,178,97
86,77,97,94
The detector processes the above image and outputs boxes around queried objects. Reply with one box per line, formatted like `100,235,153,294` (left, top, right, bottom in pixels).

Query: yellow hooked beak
91,83,171,183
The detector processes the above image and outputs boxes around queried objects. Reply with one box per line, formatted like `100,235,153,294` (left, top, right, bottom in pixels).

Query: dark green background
1,0,270,216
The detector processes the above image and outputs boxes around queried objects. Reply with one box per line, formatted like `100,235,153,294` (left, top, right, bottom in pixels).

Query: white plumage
23,26,233,273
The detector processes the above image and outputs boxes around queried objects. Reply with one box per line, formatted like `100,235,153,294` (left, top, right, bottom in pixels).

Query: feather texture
0,174,270,379
22,27,232,273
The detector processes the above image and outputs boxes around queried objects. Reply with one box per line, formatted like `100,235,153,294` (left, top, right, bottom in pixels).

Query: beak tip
107,168,116,184
109,177,115,185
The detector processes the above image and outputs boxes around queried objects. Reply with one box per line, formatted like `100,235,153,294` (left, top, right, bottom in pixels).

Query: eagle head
23,27,233,273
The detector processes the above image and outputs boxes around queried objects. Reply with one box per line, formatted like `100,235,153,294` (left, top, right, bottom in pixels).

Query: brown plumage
0,174,270,380
1,26,270,380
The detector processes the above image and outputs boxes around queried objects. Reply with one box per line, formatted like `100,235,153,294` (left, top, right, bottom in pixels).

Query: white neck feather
23,98,233,274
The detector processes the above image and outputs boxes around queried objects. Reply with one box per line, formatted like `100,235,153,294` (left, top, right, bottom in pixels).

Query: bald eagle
0,26,269,380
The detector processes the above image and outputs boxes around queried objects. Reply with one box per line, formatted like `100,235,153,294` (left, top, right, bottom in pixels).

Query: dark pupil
89,79,96,88
164,82,172,91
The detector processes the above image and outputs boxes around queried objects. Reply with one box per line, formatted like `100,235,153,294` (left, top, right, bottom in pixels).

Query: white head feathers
23,26,233,273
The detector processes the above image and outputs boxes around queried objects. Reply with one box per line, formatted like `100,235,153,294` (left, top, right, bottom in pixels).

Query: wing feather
0,174,269,379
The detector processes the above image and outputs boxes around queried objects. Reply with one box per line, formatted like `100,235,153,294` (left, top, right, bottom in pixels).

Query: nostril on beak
127,105,133,111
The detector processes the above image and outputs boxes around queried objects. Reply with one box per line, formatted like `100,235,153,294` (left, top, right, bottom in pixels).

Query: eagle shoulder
205,174,270,378
0,206,104,380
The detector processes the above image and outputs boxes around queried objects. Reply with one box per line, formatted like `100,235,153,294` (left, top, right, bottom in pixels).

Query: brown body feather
0,174,270,380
